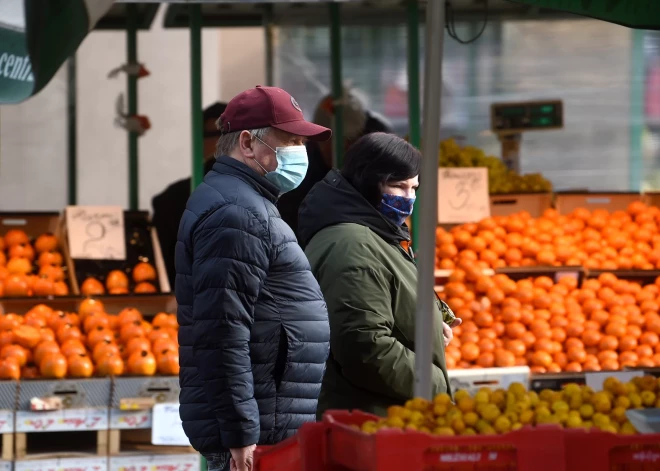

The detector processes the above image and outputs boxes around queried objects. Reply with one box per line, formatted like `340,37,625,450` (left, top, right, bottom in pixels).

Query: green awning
508,0,660,30
0,0,114,104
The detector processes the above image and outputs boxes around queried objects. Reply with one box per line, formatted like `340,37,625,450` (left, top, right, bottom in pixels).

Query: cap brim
272,120,332,142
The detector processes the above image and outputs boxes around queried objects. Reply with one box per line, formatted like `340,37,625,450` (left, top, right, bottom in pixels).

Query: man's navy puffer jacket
175,156,330,454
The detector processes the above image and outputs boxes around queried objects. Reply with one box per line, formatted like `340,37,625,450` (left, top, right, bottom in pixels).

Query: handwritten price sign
0,410,13,433
151,403,190,446
437,168,490,224
66,206,126,260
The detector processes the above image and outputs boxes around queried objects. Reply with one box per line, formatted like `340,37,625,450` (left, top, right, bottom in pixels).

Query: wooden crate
489,193,553,218
0,212,78,297
64,211,171,296
15,429,109,460
554,192,643,215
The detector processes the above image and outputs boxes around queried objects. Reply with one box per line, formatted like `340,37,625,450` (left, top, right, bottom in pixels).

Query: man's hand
443,318,462,346
230,445,257,471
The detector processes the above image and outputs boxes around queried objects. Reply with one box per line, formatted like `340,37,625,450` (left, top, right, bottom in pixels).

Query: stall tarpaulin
0,0,114,104
508,0,660,30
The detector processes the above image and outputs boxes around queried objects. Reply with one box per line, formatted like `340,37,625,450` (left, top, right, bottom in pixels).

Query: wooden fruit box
63,211,170,297
489,193,553,218
554,192,643,215
0,212,79,297
0,293,176,317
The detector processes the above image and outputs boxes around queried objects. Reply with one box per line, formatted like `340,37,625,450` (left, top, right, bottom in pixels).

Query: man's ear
238,131,256,159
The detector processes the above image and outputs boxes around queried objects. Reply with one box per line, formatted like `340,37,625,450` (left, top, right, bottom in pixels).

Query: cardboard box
64,211,170,295
0,212,78,297
554,192,643,215
489,193,553,218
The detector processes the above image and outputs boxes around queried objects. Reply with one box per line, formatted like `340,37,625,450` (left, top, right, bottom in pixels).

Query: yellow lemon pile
359,376,660,436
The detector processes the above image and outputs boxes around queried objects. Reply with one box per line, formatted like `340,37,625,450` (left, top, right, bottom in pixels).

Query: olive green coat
297,170,454,418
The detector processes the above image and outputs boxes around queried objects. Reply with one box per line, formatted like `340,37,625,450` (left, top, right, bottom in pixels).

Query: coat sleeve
191,203,270,449
322,265,446,401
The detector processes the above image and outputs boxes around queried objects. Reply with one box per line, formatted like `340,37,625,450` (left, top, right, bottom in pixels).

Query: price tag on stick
66,206,126,260
438,168,490,224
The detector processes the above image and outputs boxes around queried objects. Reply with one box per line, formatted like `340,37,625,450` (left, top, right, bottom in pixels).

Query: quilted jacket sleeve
321,266,447,401
191,203,270,449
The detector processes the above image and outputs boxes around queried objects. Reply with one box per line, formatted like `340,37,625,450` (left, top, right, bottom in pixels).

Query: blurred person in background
297,132,458,418
277,88,394,237
152,102,227,290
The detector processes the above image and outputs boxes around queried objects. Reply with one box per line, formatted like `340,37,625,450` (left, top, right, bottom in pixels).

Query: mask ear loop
250,133,273,175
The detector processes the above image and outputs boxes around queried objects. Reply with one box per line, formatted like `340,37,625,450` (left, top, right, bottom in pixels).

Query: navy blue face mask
378,194,416,226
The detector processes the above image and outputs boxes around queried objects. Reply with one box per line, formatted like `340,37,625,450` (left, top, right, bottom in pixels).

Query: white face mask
252,135,309,194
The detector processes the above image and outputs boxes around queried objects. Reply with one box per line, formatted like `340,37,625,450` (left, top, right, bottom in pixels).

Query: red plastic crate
323,410,566,471
564,429,660,471
253,436,301,471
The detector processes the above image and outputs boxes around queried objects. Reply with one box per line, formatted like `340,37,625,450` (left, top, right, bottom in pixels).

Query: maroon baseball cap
218,86,332,141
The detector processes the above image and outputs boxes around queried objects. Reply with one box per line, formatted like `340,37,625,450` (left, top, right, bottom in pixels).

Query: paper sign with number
66,206,126,260
151,403,190,446
438,168,490,224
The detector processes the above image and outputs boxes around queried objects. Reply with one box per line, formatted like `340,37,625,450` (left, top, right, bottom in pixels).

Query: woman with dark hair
298,132,457,417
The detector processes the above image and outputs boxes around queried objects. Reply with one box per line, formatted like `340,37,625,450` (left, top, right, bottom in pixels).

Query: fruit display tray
110,376,179,409
69,211,170,295
253,436,302,471
322,410,565,471
0,212,78,296
16,379,112,410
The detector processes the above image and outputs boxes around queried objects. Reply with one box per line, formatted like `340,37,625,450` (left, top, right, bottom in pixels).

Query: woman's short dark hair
341,132,421,206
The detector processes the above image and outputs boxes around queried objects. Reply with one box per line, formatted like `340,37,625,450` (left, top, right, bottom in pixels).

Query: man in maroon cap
175,86,331,471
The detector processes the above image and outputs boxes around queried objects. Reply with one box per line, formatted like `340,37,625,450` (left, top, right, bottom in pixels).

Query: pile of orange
0,230,69,297
440,271,660,372
0,300,179,380
436,202,660,270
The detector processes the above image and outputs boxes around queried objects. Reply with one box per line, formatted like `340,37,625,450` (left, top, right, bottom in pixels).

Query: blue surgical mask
252,136,308,194
378,193,416,226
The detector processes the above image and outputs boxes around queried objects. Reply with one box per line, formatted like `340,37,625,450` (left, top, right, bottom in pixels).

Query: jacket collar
212,155,280,203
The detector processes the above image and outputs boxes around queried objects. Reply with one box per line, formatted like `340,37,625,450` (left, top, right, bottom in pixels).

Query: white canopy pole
414,0,445,400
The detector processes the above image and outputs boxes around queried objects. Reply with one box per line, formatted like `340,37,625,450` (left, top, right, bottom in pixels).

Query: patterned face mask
378,193,416,226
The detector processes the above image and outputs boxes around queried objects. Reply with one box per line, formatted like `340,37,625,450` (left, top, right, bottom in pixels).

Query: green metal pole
407,0,421,250
127,4,138,210
264,4,275,86
190,5,204,190
329,2,344,168
67,55,77,205
630,29,644,192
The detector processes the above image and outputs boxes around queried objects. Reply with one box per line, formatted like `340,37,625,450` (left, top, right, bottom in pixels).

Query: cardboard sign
438,168,490,223
151,403,190,446
66,206,126,260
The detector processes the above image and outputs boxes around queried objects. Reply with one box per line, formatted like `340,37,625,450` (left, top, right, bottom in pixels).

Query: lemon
419,426,431,434
505,411,519,424
409,411,425,425
435,416,447,427
620,422,637,435
552,400,569,414
463,411,479,427
569,394,583,410
519,410,534,425
404,424,418,431
446,408,463,422
453,390,470,403
562,383,582,397
475,419,490,433
480,404,500,423
512,422,523,431
361,421,379,434
490,390,506,409
408,397,431,411
461,427,477,435
451,418,466,434
592,413,610,428
579,404,594,419
494,416,511,433
508,382,527,398
610,406,627,424
528,391,540,407
565,415,583,429
641,391,657,407
385,416,405,429
600,424,617,434
556,411,569,425
603,377,622,394
433,426,455,436
592,393,612,414
480,425,496,435
615,396,631,409
433,403,448,417
629,393,642,409
457,397,476,413
433,393,452,406
474,391,490,405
